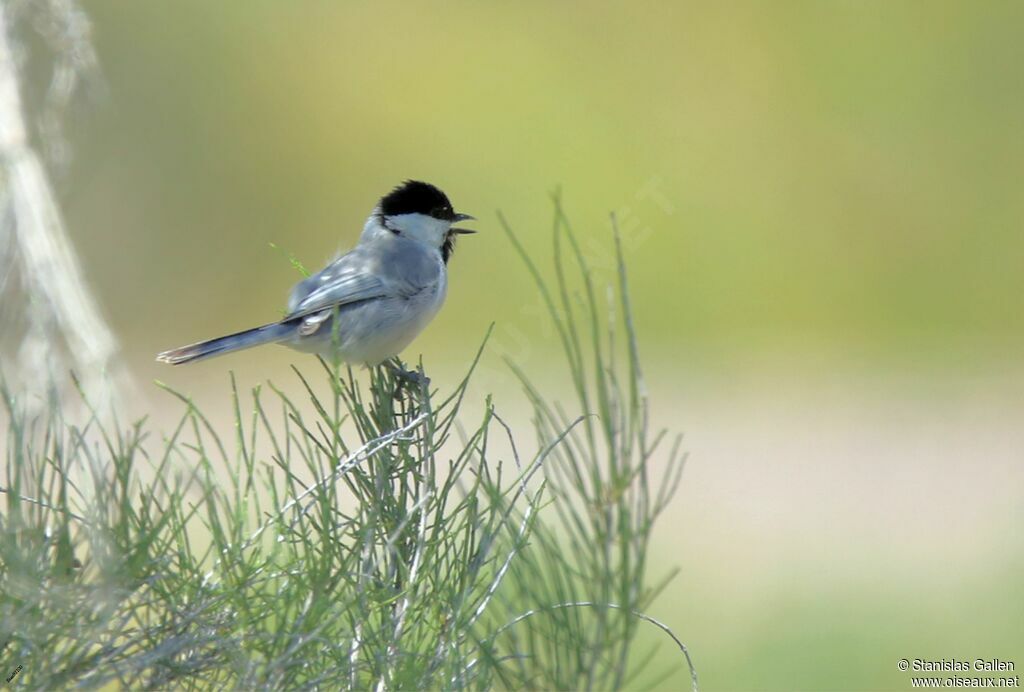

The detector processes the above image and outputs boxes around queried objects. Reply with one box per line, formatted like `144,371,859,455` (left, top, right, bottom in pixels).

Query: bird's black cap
380,180,456,220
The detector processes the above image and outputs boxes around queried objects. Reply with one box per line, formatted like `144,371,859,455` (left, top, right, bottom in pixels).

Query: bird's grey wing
286,241,441,336
289,268,388,337
287,249,387,317
291,272,387,316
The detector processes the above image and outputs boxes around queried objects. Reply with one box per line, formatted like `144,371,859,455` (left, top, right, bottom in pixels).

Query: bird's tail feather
156,320,295,365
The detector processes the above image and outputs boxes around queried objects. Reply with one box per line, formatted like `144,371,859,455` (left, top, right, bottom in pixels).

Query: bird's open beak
450,212,476,234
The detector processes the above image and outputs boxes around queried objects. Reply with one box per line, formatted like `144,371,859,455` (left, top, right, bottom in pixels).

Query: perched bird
157,180,475,375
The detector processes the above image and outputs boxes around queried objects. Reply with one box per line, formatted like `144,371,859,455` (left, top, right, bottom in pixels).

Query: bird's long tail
156,320,295,365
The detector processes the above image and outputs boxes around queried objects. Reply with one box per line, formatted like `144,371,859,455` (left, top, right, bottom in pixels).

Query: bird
156,180,475,378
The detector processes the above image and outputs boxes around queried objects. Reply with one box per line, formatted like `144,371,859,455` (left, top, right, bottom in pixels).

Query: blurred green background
60,1,1024,689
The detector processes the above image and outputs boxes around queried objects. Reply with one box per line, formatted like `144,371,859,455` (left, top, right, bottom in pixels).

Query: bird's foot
385,359,431,397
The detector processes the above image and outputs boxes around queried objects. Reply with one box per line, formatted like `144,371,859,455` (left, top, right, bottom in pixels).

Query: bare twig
0,1,123,408
0,485,91,525
490,601,698,692
202,411,428,585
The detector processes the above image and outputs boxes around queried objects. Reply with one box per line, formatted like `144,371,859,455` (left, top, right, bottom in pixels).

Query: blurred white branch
0,1,123,408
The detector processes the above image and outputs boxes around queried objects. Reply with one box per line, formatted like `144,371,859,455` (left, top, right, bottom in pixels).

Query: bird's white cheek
413,222,448,248
389,213,449,248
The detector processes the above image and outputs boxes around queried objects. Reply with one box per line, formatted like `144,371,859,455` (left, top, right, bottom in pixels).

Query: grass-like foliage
0,200,694,690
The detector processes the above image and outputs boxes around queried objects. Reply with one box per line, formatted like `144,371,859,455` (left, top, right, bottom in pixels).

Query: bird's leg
384,357,430,395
